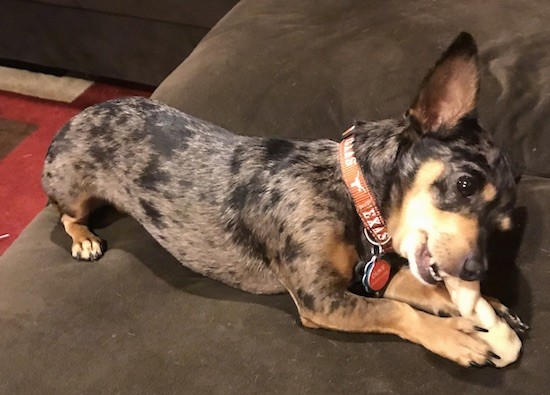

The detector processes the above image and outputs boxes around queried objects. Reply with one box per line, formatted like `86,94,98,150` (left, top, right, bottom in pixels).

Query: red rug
0,82,152,255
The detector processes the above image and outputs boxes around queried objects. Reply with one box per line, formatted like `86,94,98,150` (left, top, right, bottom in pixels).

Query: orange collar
339,125,393,254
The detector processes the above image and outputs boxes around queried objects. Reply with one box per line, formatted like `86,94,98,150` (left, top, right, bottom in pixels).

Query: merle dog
42,32,519,366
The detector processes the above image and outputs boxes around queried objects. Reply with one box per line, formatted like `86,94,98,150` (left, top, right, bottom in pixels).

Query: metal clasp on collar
364,227,388,257
341,124,356,139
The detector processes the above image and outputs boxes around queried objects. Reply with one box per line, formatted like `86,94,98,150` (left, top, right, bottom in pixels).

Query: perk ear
408,32,480,133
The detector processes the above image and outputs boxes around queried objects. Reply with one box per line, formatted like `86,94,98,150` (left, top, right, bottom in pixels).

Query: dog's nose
459,257,486,281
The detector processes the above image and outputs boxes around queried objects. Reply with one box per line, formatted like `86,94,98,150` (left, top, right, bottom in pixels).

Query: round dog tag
362,255,391,293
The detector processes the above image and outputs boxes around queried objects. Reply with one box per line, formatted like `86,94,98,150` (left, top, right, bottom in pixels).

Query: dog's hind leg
55,193,105,261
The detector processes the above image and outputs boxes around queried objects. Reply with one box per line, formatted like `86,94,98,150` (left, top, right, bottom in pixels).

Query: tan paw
422,316,496,367
71,236,104,261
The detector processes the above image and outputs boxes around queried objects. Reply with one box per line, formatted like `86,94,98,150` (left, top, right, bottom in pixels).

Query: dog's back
43,97,283,292
42,97,349,294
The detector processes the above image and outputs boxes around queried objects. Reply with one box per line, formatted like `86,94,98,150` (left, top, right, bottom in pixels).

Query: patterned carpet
0,67,152,254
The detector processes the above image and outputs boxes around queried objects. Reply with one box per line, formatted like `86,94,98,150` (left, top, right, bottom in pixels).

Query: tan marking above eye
482,183,497,202
499,216,512,231
412,161,446,191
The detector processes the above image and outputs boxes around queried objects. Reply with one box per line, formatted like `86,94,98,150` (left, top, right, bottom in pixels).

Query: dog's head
386,32,516,285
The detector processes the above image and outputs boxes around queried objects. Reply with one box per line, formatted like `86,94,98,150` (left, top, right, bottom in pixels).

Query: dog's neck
350,120,408,218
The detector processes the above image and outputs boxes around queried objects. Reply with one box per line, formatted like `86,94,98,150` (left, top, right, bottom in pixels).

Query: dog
42,32,523,367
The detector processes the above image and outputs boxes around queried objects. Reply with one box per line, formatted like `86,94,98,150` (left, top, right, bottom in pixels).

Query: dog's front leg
382,266,459,317
275,259,495,366
383,266,528,332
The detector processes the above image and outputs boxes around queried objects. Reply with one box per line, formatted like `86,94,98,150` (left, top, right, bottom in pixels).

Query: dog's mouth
415,243,442,284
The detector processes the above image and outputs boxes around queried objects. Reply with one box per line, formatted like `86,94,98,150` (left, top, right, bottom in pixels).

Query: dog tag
362,255,391,293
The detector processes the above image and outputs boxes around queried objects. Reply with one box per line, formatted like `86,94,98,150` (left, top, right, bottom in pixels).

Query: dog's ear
408,32,480,133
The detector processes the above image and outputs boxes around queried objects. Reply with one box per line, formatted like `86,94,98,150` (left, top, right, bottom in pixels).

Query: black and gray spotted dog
42,33,519,366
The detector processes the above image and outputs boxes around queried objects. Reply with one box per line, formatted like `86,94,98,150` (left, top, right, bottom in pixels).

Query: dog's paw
485,297,529,334
423,316,497,367
436,309,459,318
500,311,529,334
71,235,104,261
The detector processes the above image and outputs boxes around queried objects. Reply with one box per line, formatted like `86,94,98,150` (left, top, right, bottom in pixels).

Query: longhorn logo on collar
350,173,367,193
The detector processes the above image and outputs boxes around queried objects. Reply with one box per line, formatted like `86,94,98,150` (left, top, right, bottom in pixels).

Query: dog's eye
456,175,479,197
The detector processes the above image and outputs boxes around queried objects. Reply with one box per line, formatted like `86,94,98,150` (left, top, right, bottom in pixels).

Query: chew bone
443,275,521,367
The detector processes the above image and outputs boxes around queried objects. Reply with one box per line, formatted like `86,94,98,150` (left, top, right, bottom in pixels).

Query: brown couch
0,0,239,85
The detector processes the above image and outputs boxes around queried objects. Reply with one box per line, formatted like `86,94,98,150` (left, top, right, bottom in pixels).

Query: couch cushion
0,176,547,392
0,0,211,86
31,0,239,28
154,0,550,178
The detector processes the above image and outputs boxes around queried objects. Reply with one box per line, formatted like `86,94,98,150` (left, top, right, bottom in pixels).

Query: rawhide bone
442,275,522,368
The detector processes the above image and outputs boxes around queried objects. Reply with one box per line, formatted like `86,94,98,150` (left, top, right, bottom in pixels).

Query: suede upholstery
0,0,239,85
32,0,239,27
1,0,550,392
